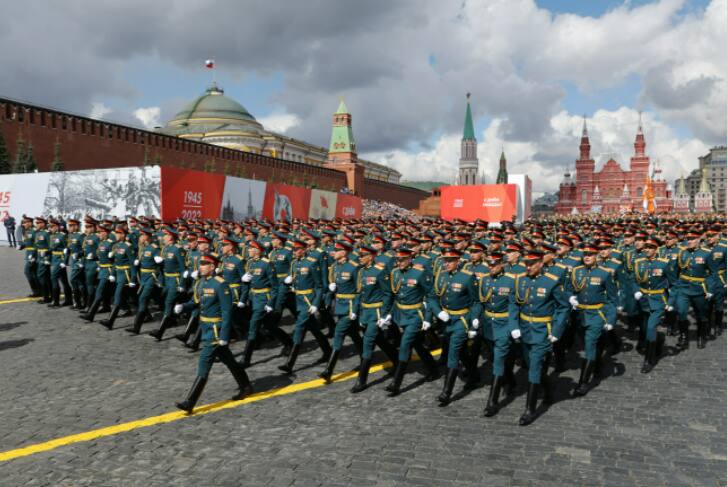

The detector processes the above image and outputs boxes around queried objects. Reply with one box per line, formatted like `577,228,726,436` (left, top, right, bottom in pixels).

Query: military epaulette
598,266,615,274
413,263,425,271
214,276,225,283
420,254,431,259
634,257,646,263
554,262,567,269
572,265,584,272
306,256,317,262
510,272,526,278
460,269,473,275
544,272,559,281
261,257,270,262
349,259,359,266
609,258,622,265
374,263,385,270
504,272,517,279
657,257,669,263
701,246,711,252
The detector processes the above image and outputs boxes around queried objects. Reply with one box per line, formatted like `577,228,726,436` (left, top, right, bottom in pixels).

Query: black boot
319,349,340,383
677,320,689,349
696,320,706,349
148,315,173,341
175,376,207,414
99,305,121,330
518,382,539,426
384,361,408,397
437,368,458,405
573,359,596,397
641,341,656,374
716,310,724,337
230,363,253,401
417,346,440,381
47,288,60,308
79,299,101,322
278,344,300,374
241,339,256,368
310,326,332,364
351,358,372,393
483,375,504,417
126,312,145,335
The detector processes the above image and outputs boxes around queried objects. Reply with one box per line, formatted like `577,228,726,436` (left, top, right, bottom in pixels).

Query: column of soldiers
16,213,727,425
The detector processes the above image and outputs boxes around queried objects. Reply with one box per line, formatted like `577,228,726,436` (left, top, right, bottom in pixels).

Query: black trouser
6,228,17,247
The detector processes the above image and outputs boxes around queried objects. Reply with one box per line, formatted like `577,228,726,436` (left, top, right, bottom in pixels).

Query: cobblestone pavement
1,246,726,486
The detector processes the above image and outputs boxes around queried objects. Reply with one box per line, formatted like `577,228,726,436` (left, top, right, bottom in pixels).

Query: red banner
336,193,362,218
262,183,312,222
160,167,226,220
440,184,518,223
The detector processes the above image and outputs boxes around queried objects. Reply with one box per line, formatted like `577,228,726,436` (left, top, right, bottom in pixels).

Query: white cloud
133,106,161,129
258,112,301,134
89,102,112,120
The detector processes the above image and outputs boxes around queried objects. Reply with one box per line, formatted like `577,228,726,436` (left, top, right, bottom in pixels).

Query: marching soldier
18,215,40,297
173,252,253,414
633,237,676,372
149,227,186,341
510,249,569,425
319,240,363,383
34,217,52,304
80,224,115,322
674,230,713,349
428,247,481,405
47,219,72,308
704,225,726,338
278,238,332,373
66,219,86,310
384,247,439,397
127,227,160,335
99,226,135,330
81,218,100,313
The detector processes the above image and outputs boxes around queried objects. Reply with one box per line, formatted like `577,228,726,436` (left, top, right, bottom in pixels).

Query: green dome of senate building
170,82,257,123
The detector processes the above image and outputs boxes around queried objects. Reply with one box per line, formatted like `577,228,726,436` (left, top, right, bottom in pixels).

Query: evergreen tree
143,147,151,166
153,153,162,166
25,144,38,172
0,120,11,174
13,137,27,173
51,139,64,171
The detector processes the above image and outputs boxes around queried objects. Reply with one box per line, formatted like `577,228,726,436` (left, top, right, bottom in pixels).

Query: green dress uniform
48,230,72,307
67,231,86,308
674,246,714,348
128,242,161,334
329,258,361,352
98,238,135,329
355,260,396,364
175,273,252,414
34,228,51,302
19,227,40,296
82,233,100,307
269,245,296,316
659,243,681,335
148,241,187,340
706,241,727,337
570,264,617,361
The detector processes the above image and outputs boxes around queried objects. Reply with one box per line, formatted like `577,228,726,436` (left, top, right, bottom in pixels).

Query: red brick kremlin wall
1,97,427,209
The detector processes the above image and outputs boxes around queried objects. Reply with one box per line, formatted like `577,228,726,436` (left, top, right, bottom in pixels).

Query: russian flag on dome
205,59,215,69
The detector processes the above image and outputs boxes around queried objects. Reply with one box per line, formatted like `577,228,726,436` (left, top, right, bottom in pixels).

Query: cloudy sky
1,0,723,193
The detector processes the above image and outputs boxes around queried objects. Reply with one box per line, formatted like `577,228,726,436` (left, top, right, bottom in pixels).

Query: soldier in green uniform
34,217,52,304
660,229,682,336
239,240,280,367
704,225,726,338
428,248,481,405
384,247,439,397
481,252,518,417
47,219,72,308
511,249,569,425
218,236,246,340
80,224,114,322
268,231,297,339
81,218,100,312
674,229,714,349
350,244,398,393
569,243,618,396
127,227,160,335
149,227,186,340
99,226,135,330
319,240,362,382
278,238,332,373
634,237,676,372
66,218,86,310
18,215,40,297
173,252,253,414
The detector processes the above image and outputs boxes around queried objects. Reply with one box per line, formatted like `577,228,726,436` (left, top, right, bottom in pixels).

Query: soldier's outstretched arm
217,281,233,343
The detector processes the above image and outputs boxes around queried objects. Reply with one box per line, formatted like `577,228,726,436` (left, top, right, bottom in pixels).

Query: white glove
183,270,189,279
78,263,83,268
154,255,163,264
218,340,228,346
634,291,643,300
569,296,579,309
264,305,273,313
28,257,35,263
383,314,392,325
547,334,558,343
472,318,480,329
377,318,389,329
328,282,337,292
87,253,94,260
467,330,477,339
510,329,522,340
706,292,713,300
59,263,66,269
215,267,222,275
63,248,68,255
284,275,293,285
128,282,136,288
108,274,116,282
422,321,432,331
617,306,624,312
174,304,184,314
72,253,79,260
603,323,614,331
241,272,252,283
349,312,357,320
44,260,50,266
666,305,674,312
237,301,246,308
177,286,185,293
133,259,140,266
108,251,114,258
308,305,318,315
191,270,199,279
437,311,450,322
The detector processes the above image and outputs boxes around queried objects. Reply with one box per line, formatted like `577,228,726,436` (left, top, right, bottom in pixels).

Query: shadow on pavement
0,338,34,351
0,321,28,332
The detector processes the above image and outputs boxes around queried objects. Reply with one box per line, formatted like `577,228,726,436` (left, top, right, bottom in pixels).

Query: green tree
154,153,162,166
13,137,27,173
0,120,11,174
51,139,64,171
143,147,151,166
25,143,38,172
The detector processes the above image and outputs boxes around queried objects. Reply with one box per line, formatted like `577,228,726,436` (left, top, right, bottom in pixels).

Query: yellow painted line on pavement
0,296,37,305
0,348,442,462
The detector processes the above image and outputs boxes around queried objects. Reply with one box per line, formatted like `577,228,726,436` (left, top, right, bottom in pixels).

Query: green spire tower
458,93,479,185
328,99,357,157
496,149,508,184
